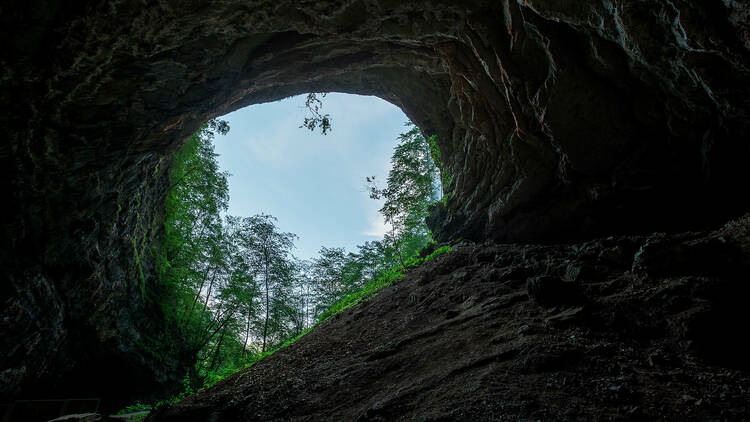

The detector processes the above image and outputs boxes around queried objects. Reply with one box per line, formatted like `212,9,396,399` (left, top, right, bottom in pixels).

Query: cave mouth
213,92,411,260
136,91,444,411
2,1,749,414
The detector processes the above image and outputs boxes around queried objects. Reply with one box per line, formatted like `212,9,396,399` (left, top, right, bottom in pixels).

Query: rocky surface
146,215,750,421
1,0,749,406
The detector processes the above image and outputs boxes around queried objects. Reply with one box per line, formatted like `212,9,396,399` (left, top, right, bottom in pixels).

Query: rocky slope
2,0,749,404
147,215,750,421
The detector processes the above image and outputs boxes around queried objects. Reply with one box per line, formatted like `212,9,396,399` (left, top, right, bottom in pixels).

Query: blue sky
214,93,408,260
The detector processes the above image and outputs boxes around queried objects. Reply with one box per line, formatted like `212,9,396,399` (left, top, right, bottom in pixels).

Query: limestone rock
1,0,749,404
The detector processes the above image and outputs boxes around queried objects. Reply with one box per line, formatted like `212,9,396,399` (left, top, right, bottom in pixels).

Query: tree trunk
195,303,239,352
186,261,214,324
304,287,308,330
392,232,405,267
262,252,270,353
202,268,219,311
242,309,251,356
208,326,226,373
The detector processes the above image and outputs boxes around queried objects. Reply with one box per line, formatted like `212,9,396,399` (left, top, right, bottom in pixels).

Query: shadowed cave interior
1,1,749,420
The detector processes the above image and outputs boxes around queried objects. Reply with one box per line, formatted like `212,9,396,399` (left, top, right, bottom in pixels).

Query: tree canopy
367,123,442,263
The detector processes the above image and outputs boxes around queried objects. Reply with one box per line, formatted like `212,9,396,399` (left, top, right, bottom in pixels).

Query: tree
366,123,441,263
310,247,363,315
219,241,262,358
161,119,230,327
283,258,317,334
156,118,243,387
356,239,398,280
230,214,297,352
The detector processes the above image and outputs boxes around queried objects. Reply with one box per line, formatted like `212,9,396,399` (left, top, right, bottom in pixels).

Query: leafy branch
300,93,332,135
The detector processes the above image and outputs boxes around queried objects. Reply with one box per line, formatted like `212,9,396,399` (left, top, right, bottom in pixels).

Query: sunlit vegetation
315,245,452,323
132,116,449,411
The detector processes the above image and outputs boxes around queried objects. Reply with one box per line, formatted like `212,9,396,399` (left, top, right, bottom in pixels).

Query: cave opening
214,93,410,260
3,1,750,419
144,91,446,406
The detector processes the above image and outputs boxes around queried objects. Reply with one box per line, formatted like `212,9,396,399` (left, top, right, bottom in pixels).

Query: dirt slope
147,216,750,421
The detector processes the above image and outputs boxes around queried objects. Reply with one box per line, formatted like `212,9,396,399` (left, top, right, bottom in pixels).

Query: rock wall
1,0,749,404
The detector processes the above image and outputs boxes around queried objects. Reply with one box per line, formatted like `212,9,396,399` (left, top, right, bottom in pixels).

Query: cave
2,0,749,419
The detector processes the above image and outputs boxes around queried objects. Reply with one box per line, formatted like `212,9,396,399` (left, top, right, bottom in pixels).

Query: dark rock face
526,275,584,308
1,0,749,404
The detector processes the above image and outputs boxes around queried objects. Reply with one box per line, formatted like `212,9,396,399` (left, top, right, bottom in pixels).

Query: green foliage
410,245,454,267
154,120,239,387
115,403,151,415
117,374,198,415
316,266,404,323
307,123,453,328
368,124,438,229
237,326,313,371
366,122,442,264
141,117,453,410
316,245,452,323
310,246,365,314
226,214,297,353
299,93,332,135
426,134,452,200
153,119,319,394
199,245,453,394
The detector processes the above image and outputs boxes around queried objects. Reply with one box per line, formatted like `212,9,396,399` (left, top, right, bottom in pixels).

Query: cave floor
147,215,750,421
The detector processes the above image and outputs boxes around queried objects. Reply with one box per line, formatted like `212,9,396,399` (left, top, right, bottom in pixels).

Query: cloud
237,94,384,170
362,212,390,237
217,93,407,254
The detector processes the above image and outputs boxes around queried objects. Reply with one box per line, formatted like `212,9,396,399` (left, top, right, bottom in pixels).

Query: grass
317,244,452,323
114,402,152,420
315,266,404,322
116,403,152,414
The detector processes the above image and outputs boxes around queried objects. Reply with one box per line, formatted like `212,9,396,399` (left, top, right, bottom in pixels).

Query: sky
214,93,408,260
